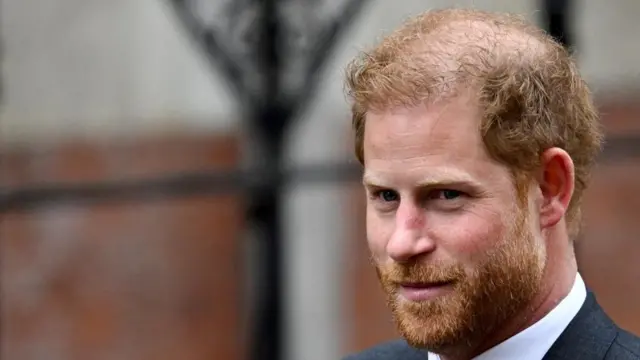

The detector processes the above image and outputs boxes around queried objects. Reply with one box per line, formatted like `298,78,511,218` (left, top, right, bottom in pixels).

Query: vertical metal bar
248,0,287,359
248,135,286,360
542,0,573,50
0,0,5,356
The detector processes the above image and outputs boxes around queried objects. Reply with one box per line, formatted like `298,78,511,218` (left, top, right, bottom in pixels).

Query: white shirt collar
429,272,587,360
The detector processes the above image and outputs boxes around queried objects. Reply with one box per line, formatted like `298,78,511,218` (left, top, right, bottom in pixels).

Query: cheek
430,208,507,261
366,208,391,259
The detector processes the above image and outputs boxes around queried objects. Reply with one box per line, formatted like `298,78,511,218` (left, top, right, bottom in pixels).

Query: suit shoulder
607,329,640,359
342,340,428,360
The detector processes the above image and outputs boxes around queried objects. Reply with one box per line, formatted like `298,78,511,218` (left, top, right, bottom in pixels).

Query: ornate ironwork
168,0,264,106
167,0,368,119
165,1,369,360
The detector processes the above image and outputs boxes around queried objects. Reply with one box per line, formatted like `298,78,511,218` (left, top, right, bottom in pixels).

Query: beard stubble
374,205,546,354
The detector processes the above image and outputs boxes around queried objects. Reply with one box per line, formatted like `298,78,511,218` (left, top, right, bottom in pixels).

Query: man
343,8,640,360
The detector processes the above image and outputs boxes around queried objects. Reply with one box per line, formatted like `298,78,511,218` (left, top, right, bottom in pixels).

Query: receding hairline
395,8,550,45
345,9,562,113
388,14,555,77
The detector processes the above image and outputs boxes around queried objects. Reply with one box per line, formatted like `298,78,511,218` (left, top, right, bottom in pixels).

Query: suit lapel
542,291,617,360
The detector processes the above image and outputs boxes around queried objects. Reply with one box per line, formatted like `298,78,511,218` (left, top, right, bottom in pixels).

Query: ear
538,148,575,229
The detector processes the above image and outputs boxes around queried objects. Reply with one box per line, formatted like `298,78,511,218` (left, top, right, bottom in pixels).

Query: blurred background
0,1,639,360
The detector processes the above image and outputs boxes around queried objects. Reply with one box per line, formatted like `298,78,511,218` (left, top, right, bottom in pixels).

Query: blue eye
441,190,462,200
379,190,399,202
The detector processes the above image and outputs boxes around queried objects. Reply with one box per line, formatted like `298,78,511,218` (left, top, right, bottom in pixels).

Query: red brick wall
578,100,640,335
345,100,640,353
0,134,244,360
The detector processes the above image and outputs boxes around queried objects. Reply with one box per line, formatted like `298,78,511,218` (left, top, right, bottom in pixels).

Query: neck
440,229,578,360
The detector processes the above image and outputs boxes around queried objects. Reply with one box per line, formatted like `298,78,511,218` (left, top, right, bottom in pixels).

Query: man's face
362,95,547,352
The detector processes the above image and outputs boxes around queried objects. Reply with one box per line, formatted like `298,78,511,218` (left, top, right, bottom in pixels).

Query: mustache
374,258,466,284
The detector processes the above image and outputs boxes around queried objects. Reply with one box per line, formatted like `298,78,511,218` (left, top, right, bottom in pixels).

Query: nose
386,202,436,262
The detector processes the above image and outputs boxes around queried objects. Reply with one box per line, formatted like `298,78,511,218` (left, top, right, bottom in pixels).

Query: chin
394,310,467,352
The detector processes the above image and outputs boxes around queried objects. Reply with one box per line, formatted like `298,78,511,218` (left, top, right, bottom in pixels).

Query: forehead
362,96,500,183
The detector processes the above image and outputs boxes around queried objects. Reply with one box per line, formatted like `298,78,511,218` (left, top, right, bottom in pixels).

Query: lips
400,280,453,288
397,280,455,302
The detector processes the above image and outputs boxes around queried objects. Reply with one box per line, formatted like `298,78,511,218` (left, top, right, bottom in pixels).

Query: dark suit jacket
344,291,640,359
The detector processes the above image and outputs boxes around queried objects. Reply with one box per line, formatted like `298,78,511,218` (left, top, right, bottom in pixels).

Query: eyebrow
362,170,482,189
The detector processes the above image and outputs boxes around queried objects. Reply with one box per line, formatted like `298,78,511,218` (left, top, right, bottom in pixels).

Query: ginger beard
374,201,546,353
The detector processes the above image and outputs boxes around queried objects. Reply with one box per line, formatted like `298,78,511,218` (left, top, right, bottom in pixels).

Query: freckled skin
362,95,577,360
